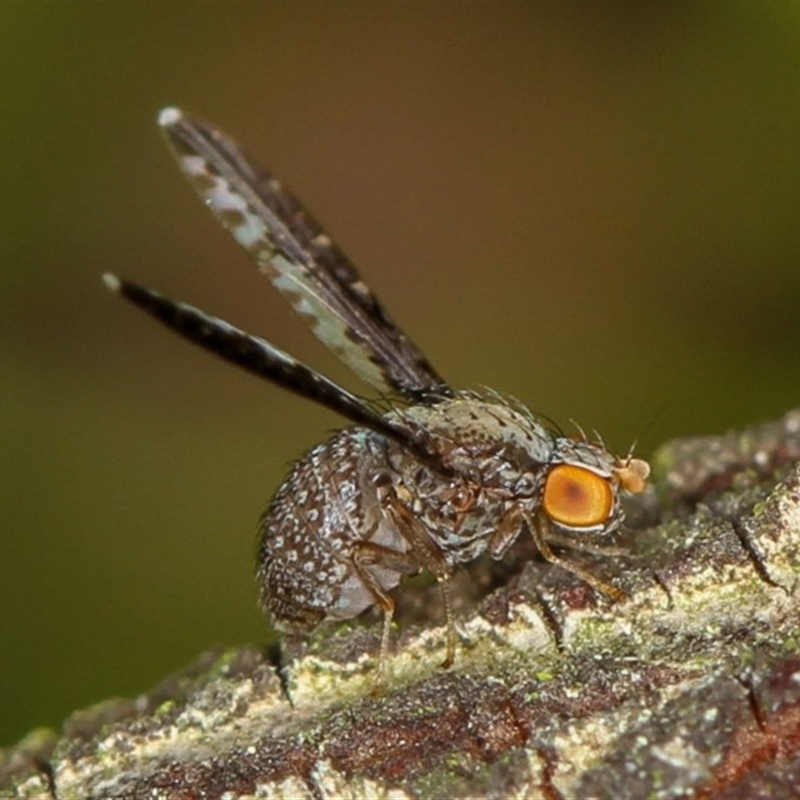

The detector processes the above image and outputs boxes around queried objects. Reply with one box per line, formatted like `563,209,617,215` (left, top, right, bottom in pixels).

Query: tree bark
3,410,800,799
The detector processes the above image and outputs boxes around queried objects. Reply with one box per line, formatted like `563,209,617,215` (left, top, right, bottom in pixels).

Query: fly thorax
384,396,560,560
389,395,556,471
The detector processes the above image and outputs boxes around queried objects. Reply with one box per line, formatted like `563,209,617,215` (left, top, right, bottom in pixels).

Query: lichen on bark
3,409,800,799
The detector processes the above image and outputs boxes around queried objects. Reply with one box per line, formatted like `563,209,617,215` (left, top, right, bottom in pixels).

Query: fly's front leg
543,528,628,558
526,510,627,602
383,490,456,669
350,541,420,680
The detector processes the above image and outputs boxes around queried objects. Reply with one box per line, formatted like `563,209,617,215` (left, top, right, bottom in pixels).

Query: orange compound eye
543,464,614,528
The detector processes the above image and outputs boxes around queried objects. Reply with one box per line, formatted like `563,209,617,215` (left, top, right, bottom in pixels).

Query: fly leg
487,505,524,559
543,528,628,558
526,511,627,601
383,491,456,668
350,541,420,680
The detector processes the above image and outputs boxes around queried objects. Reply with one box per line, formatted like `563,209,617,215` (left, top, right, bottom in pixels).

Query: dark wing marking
103,274,441,464
157,107,449,400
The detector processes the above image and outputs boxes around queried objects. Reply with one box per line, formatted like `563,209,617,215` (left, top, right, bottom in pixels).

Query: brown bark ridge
3,410,800,799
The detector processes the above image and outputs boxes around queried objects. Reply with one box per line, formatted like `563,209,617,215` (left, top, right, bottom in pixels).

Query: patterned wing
103,273,439,464
158,107,448,400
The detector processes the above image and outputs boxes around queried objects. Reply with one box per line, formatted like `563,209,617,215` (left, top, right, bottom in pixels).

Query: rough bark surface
3,410,800,799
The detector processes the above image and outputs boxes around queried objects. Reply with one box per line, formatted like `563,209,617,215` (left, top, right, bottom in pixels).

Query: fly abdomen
255,429,418,635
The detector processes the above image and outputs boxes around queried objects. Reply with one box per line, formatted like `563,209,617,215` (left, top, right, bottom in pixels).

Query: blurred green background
3,2,800,747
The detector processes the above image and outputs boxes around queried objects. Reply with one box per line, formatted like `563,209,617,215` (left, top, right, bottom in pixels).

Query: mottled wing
158,107,448,400
103,273,439,464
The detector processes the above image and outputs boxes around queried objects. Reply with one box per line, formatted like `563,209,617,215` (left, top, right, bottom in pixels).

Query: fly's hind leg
350,541,420,680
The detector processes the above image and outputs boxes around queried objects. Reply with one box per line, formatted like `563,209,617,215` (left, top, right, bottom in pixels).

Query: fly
105,108,649,674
